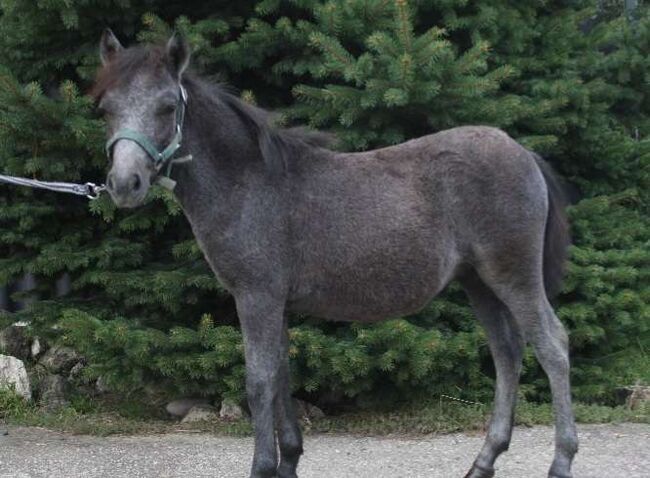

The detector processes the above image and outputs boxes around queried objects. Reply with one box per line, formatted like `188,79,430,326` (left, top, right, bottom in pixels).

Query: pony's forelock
90,45,167,100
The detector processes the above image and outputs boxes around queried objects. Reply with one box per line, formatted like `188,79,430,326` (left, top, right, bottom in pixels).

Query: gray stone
294,398,325,423
165,398,211,418
31,337,43,359
0,354,31,400
180,404,219,424
141,383,169,407
68,361,87,382
38,374,69,411
95,376,111,394
219,399,245,421
40,345,81,374
0,324,31,360
625,384,650,411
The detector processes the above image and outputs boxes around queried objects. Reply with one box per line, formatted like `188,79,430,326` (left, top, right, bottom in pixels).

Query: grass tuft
1,388,647,437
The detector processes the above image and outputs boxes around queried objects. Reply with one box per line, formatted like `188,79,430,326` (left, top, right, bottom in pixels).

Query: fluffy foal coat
95,31,578,478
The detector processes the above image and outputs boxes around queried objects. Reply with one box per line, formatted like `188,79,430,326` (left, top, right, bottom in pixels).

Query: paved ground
0,423,648,477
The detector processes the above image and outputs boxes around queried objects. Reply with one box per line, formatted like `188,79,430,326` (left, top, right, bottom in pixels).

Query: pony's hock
93,29,578,478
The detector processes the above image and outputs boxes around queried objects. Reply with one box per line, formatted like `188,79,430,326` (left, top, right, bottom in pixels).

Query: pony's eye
97,105,114,118
157,103,176,116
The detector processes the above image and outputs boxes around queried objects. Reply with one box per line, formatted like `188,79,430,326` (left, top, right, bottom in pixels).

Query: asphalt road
0,423,648,477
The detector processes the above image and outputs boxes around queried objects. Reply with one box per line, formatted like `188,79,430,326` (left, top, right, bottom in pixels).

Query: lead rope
1,85,192,198
0,173,105,200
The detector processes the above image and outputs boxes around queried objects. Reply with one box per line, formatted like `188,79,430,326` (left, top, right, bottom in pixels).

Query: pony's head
92,29,190,208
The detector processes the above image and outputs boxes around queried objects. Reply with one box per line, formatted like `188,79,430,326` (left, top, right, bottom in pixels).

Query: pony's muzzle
107,172,141,195
105,139,153,208
106,169,146,208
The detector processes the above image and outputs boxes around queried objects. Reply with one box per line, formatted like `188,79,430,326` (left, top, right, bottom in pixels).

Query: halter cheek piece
105,85,192,190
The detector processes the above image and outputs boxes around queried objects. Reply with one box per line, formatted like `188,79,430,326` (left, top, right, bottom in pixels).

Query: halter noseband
105,85,192,188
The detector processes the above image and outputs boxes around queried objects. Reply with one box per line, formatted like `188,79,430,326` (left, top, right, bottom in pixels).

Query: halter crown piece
105,84,192,191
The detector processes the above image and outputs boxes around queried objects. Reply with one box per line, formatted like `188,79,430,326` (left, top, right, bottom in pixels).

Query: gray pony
93,31,578,478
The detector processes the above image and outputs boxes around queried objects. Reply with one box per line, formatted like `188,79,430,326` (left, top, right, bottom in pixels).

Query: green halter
105,85,192,190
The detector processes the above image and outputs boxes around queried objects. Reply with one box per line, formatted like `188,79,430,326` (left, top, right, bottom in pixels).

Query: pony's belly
288,262,450,322
289,297,432,322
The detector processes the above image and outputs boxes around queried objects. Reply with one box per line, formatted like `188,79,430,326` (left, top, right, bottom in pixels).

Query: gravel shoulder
1,423,648,477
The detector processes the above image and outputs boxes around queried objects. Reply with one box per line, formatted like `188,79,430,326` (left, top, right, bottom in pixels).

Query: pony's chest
190,216,288,294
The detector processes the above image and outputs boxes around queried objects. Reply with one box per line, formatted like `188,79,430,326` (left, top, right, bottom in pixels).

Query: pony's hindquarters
462,149,577,478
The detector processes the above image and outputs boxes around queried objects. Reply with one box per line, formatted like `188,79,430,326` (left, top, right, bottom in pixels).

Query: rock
165,398,211,418
31,338,43,359
95,376,111,394
219,398,245,421
68,361,88,382
0,324,31,360
625,384,650,411
39,345,81,374
0,355,31,400
181,404,219,423
141,383,169,407
38,374,69,411
294,398,325,422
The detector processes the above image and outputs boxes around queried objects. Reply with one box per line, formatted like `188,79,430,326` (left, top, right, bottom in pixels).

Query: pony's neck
167,75,333,243
170,80,264,223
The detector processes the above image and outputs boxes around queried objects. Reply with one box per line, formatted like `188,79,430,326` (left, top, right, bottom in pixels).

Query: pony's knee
281,439,303,460
278,422,303,455
246,373,278,406
487,430,512,455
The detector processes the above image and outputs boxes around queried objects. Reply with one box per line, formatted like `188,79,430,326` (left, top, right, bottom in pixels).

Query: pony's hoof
463,464,495,478
276,462,299,478
277,469,297,478
548,465,573,478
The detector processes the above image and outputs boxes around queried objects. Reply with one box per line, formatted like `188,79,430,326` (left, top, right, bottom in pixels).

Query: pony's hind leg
461,273,525,478
509,292,578,478
488,278,578,478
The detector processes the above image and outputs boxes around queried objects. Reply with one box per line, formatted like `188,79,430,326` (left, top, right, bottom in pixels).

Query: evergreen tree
0,0,647,407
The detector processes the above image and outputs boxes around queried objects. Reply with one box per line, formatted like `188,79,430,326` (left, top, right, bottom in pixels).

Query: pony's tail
532,153,571,298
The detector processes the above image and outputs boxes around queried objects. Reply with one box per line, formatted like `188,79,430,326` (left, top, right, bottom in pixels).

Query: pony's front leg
236,291,286,478
275,316,303,478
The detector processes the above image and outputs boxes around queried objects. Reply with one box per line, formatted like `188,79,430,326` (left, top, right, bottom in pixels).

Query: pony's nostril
132,174,142,192
107,174,115,191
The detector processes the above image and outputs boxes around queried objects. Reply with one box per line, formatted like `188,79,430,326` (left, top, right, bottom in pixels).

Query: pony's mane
90,44,334,174
182,76,334,173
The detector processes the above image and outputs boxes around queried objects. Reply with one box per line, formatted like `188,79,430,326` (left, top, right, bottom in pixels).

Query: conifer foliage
0,1,648,406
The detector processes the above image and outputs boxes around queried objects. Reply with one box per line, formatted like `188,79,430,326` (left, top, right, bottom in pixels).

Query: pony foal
94,30,578,478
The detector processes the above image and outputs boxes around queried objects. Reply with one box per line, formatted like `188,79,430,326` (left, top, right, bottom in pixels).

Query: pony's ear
166,33,191,78
99,28,123,65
